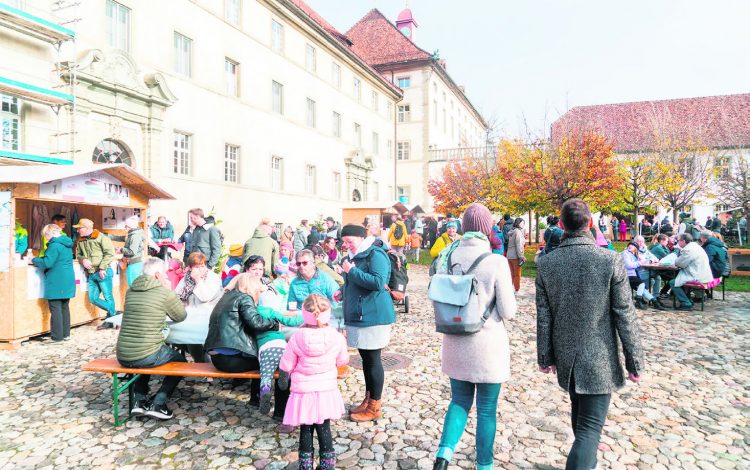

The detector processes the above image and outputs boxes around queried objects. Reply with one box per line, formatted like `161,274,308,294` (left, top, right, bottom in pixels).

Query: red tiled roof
552,93,750,152
345,9,432,65
289,0,351,45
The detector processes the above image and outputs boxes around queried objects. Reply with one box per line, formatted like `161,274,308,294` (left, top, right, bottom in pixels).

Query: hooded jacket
111,227,145,264
279,326,349,393
31,235,75,299
190,219,222,268
150,221,174,241
702,236,728,278
242,227,280,277
76,230,115,274
387,221,408,247
293,226,310,252
342,239,395,327
116,275,186,362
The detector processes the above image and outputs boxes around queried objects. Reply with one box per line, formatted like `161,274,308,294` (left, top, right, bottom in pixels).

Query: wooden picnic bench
673,278,725,312
82,358,349,426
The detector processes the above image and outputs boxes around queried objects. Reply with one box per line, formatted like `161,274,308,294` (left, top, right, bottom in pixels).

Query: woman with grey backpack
429,203,518,470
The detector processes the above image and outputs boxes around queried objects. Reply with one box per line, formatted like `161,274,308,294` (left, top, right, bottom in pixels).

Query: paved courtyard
1,265,748,469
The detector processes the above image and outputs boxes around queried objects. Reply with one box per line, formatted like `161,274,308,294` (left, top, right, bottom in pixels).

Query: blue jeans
118,344,186,405
436,379,501,469
87,267,116,316
670,279,692,307
126,261,143,287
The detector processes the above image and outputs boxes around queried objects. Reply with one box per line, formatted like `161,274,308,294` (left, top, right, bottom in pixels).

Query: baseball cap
73,218,94,229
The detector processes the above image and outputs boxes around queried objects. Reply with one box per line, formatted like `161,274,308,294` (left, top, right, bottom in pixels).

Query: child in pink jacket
280,294,349,470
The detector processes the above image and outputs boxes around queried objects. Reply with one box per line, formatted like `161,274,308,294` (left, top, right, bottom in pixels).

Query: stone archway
352,189,362,202
92,138,134,166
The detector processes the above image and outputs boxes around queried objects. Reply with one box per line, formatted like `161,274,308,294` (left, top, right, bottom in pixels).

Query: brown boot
349,391,370,414
350,399,382,422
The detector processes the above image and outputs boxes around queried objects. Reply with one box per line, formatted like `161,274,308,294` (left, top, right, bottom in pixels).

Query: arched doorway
92,139,134,166
352,189,362,202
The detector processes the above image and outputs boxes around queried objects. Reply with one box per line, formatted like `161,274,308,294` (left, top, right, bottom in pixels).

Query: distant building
346,8,489,211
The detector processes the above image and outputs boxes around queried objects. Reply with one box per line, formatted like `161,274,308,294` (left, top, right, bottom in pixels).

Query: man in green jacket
116,258,187,420
74,218,117,318
187,208,222,269
242,222,279,278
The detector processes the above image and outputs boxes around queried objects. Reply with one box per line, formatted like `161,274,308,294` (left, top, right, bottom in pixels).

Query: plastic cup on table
288,301,297,311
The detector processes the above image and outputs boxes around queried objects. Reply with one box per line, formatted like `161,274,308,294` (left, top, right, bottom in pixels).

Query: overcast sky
306,0,750,138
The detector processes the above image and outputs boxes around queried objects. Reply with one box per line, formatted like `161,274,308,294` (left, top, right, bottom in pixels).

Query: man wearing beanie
432,203,517,470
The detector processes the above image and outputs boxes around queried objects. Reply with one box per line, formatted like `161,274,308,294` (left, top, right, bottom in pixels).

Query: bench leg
112,373,140,427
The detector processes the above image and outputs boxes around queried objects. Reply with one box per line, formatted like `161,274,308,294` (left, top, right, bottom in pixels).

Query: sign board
39,171,130,206
102,207,142,229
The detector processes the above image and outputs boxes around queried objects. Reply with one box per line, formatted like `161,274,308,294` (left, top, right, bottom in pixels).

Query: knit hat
445,221,458,230
341,224,366,238
462,203,494,237
229,244,243,257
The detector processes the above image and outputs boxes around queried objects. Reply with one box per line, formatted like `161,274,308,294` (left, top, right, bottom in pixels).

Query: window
305,164,316,194
353,78,361,102
305,44,316,72
397,141,410,160
331,62,341,88
93,139,132,166
224,144,239,183
332,111,341,137
371,91,378,111
174,32,192,77
106,1,130,52
173,132,191,175
397,104,411,123
397,186,410,199
224,0,241,25
333,172,341,199
271,156,283,190
306,98,316,128
397,77,411,88
271,19,284,53
372,181,379,201
272,81,284,114
372,132,379,155
1,95,20,151
443,109,446,133
433,100,438,125
387,139,392,160
354,123,362,147
225,59,239,97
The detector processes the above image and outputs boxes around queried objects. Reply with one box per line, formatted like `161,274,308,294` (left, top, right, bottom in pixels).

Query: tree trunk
535,212,540,244
528,209,533,242
633,207,639,239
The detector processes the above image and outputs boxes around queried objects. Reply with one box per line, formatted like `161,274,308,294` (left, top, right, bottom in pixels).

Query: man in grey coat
536,199,644,470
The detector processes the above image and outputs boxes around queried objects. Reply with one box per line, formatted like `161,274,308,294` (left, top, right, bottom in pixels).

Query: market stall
342,201,409,227
0,163,174,349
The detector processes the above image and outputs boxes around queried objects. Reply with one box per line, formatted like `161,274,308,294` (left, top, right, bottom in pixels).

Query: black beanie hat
341,224,367,238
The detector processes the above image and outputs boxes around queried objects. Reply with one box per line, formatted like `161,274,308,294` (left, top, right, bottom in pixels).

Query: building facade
1,0,401,242
346,8,488,211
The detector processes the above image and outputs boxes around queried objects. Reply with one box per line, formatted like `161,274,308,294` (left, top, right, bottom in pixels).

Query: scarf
438,232,488,272
179,268,206,303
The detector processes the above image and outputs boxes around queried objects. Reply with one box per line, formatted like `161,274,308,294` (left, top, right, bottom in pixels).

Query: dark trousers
48,299,71,341
566,375,612,470
119,345,186,405
210,353,290,418
359,349,385,400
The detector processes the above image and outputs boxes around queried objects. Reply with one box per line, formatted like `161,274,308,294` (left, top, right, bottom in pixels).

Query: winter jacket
544,226,563,255
387,221,408,247
619,221,628,234
190,222,222,268
256,305,303,349
701,237,728,279
430,232,461,258
175,270,223,313
307,229,321,247
622,250,642,278
288,269,340,307
536,234,644,394
293,226,310,252
221,255,242,287
506,227,526,260
315,259,344,287
650,244,671,260
279,326,349,393
116,275,187,363
111,227,145,264
326,223,342,241
409,233,423,249
76,230,115,274
150,222,174,241
342,238,395,328
15,223,28,254
674,241,713,287
440,237,518,383
242,227,280,277
203,289,278,358
31,235,75,300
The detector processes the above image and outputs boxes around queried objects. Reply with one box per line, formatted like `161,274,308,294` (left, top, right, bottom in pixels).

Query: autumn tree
717,150,750,243
428,156,497,215
618,153,667,235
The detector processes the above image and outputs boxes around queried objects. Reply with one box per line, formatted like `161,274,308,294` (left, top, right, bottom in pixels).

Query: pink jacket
279,326,348,393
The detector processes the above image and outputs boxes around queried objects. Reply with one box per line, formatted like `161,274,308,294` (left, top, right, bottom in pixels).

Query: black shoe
677,304,693,311
145,402,173,420
277,370,290,391
96,322,114,330
650,299,666,311
433,458,449,470
634,297,647,310
131,399,150,417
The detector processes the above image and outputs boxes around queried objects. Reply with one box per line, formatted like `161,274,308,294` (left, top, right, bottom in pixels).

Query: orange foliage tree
428,157,496,214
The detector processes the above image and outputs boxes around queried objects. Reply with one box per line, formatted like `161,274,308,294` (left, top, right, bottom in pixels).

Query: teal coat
32,236,75,300
342,243,395,327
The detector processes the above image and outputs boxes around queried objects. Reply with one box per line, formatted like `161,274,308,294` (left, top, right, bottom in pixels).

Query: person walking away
110,215,145,286
544,216,563,254
74,218,117,319
536,198,644,470
500,214,512,253
431,203,518,470
388,215,408,254
294,220,311,253
280,294,349,470
408,229,423,262
506,218,526,292
116,258,188,420
338,224,395,422
243,220,280,278
430,222,461,258
31,224,75,341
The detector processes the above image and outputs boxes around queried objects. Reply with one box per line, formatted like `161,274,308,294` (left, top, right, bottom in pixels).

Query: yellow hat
72,218,94,229
229,244,243,257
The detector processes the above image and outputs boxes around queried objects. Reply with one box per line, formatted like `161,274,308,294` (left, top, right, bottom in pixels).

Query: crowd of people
26,202,736,470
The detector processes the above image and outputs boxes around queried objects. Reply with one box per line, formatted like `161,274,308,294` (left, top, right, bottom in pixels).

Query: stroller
386,250,410,313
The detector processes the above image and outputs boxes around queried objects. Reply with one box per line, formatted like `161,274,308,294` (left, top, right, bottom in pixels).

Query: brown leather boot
349,391,370,414
350,398,382,422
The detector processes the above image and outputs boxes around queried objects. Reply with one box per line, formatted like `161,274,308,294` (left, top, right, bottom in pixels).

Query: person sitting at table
175,252,223,362
649,234,675,295
622,242,665,310
287,250,340,310
699,230,728,280
116,258,187,420
670,233,714,311
149,215,175,259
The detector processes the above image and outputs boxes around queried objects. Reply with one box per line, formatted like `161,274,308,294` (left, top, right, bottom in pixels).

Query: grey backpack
428,250,495,335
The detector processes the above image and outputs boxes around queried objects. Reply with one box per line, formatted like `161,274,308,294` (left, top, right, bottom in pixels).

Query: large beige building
346,8,488,211
0,0,401,242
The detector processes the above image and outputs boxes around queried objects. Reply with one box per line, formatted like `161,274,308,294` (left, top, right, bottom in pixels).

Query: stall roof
0,163,175,200
344,201,409,214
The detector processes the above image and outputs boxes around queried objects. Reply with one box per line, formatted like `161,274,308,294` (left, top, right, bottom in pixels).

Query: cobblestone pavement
1,265,748,469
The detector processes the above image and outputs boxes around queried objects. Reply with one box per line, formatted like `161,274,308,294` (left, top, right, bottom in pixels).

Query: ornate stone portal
345,149,374,202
